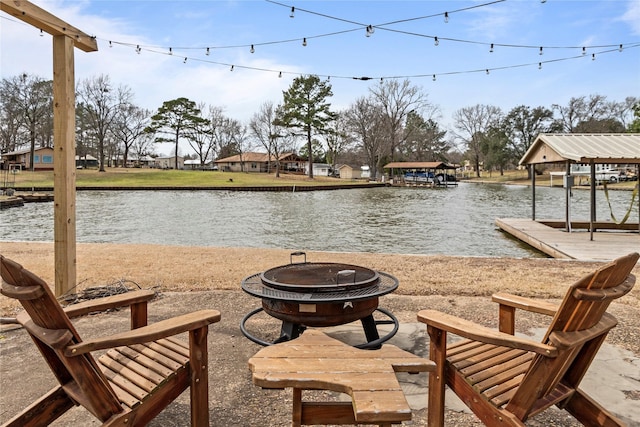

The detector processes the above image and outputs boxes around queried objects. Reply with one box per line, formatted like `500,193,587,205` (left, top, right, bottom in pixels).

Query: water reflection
1,183,636,258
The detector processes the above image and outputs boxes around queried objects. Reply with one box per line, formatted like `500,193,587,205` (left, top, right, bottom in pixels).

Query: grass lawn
2,168,366,189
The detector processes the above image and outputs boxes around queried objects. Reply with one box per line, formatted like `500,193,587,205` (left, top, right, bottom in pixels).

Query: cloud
620,0,640,35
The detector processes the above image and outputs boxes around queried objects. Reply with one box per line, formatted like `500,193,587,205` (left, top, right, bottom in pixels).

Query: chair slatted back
0,256,123,421
506,252,638,419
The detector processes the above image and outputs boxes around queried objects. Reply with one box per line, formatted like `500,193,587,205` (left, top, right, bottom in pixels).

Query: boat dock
496,218,639,261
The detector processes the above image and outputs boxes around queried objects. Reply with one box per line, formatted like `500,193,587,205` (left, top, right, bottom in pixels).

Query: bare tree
77,74,133,171
232,121,254,172
250,101,281,176
211,110,239,160
323,112,353,174
345,96,387,179
369,79,435,163
453,104,503,177
551,94,609,132
184,103,217,168
0,74,53,170
112,104,151,167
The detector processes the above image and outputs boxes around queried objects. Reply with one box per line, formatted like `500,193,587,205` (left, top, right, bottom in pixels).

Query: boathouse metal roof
383,161,456,169
519,133,640,165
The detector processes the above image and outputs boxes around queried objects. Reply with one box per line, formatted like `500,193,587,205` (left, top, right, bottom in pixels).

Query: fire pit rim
259,261,380,292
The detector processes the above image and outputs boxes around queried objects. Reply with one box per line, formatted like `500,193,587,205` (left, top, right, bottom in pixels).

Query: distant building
214,152,304,173
1,147,54,170
152,156,184,170
338,165,371,179
304,163,331,177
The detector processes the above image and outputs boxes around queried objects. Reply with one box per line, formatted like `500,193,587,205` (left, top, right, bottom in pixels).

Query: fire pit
241,252,399,349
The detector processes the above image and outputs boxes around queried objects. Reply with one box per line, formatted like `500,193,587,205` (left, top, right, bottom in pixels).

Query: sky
2,0,640,156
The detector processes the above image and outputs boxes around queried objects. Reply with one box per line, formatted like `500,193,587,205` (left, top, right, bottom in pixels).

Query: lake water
1,183,637,258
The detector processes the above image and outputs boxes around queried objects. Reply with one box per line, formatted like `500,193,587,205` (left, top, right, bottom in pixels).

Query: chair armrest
491,292,559,316
417,309,557,357
63,290,156,319
64,309,221,356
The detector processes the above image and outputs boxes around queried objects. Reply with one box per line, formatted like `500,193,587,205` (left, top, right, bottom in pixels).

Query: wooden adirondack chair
418,252,638,427
0,255,221,427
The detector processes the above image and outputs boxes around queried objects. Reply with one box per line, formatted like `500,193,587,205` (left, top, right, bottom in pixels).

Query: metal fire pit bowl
240,252,399,349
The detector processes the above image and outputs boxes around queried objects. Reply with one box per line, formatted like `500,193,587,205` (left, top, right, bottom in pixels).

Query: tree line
1,72,638,178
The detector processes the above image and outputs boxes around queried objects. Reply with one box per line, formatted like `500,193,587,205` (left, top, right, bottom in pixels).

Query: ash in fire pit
241,252,399,349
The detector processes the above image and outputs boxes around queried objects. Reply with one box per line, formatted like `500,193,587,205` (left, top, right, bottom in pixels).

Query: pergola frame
1,0,98,295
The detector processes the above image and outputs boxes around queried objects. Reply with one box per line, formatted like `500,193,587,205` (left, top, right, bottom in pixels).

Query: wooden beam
53,34,77,296
0,0,98,52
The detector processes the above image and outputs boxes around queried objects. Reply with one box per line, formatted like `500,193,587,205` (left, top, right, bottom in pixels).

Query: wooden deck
496,218,640,261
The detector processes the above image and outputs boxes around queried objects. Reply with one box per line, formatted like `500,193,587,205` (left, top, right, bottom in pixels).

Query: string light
365,25,375,37
490,43,494,53
486,69,489,75
230,65,234,71
40,29,44,37
444,12,449,23
250,44,255,53
290,6,295,18
183,57,187,63
538,62,542,69
136,45,141,54
109,41,112,48
619,44,623,52
434,37,439,46
582,47,586,55
539,46,543,55
169,47,173,55
278,71,282,78
206,47,210,56
592,53,596,60
432,74,436,81
302,38,307,47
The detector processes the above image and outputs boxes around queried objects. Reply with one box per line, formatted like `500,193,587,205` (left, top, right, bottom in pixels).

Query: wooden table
248,329,434,426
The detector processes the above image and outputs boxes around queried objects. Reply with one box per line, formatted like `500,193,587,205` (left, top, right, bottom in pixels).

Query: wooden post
52,35,77,296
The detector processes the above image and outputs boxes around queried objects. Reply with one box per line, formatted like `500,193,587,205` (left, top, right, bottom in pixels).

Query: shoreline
2,241,638,315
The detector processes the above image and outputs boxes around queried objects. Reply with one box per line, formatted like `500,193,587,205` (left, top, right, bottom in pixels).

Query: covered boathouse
496,133,639,260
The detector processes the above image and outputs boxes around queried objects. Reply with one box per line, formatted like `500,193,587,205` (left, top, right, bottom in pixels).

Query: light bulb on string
278,71,282,78
434,37,439,46
230,65,234,71
432,74,436,81
206,47,210,56
302,38,307,47
109,41,112,48
250,44,255,53
592,53,595,60
40,29,44,37
619,44,623,52
582,47,586,56
290,6,295,18
538,62,542,70
183,57,187,64
490,43,494,53
486,69,490,75
444,12,449,23
136,45,141,54
365,25,375,37
169,47,173,55
539,46,543,55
